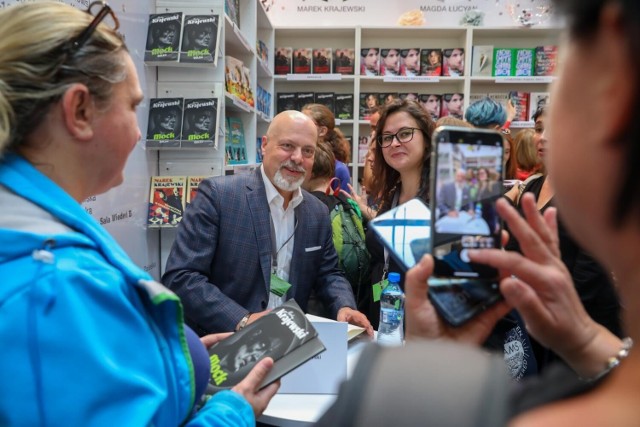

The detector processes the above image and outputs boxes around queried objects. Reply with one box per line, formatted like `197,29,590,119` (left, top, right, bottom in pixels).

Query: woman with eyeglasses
0,2,277,426
356,99,434,329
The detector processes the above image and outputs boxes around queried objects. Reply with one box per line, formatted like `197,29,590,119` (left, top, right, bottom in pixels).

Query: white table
259,337,371,426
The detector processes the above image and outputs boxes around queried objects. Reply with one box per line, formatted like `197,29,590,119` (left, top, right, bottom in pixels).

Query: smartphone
369,198,502,326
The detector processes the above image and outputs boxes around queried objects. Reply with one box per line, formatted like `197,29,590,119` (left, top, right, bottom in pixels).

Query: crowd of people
1,0,638,425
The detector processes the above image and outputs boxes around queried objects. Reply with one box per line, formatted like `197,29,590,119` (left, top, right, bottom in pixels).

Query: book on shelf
333,48,355,75
148,176,186,228
357,135,370,164
312,48,332,74
360,47,380,76
256,40,269,64
296,92,315,111
418,94,442,122
399,92,419,102
535,45,558,76
186,175,209,206
529,92,550,120
205,299,326,394
314,93,335,115
471,45,494,77
292,48,312,74
493,48,514,77
379,92,399,106
179,15,221,66
226,117,248,165
256,85,272,117
256,137,263,163
274,47,293,75
400,48,420,77
225,55,244,98
276,92,297,114
380,48,401,76
144,12,183,64
181,98,220,148
508,91,530,122
420,48,443,77
443,48,465,77
360,92,380,120
241,65,255,108
467,92,487,107
442,92,465,119
145,98,183,148
487,92,510,111
224,0,240,27
335,94,354,120
514,48,535,77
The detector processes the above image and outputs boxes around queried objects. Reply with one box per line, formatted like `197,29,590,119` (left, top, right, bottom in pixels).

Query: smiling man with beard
163,110,373,336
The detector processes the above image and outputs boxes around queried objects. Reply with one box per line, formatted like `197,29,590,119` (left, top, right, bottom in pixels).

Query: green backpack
326,183,371,298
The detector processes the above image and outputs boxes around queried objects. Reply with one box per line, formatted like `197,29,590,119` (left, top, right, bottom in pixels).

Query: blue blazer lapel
246,169,272,292
288,198,309,295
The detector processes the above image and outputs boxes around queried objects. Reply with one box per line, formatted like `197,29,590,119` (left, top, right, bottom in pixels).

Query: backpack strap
325,177,341,197
515,173,543,206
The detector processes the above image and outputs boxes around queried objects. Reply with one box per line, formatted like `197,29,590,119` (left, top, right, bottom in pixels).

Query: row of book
145,13,221,66
256,84,272,118
359,47,465,77
276,92,354,120
468,92,551,122
275,47,355,75
148,175,208,228
225,56,255,108
471,45,558,77
225,117,248,165
146,97,220,149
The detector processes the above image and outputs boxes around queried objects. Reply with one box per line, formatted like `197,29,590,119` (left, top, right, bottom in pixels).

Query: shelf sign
383,76,440,83
495,76,554,83
286,74,343,81
510,121,535,128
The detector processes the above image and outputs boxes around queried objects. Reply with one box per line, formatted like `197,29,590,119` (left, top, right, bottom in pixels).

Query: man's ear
318,125,328,138
261,135,268,156
60,83,94,141
593,4,637,144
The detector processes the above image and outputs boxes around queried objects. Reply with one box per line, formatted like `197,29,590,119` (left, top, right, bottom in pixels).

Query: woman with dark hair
302,103,352,192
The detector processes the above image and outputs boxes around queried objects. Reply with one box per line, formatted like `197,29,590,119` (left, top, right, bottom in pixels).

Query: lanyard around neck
270,214,298,270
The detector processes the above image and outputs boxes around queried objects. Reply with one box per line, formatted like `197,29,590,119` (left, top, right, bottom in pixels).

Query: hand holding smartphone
369,126,505,326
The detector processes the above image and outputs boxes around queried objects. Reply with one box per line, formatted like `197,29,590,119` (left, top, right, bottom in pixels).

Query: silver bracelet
583,337,633,382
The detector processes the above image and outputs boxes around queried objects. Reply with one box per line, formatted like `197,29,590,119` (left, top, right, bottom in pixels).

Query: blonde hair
514,129,541,172
0,1,127,156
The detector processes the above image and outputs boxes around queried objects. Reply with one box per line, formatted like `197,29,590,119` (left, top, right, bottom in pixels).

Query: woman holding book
0,2,277,426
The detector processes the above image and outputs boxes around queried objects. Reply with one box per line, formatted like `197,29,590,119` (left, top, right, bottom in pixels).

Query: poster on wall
1,0,160,277
263,0,556,28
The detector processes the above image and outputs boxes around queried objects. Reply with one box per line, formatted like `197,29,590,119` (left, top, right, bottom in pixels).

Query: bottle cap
388,272,401,283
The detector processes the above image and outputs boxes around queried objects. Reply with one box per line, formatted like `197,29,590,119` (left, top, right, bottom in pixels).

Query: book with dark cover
206,300,326,393
179,15,221,66
534,45,558,76
145,13,182,63
335,94,354,120
333,48,355,75
293,48,312,74
276,92,297,114
420,48,443,76
274,47,293,75
296,92,315,111
226,117,247,165
148,176,186,228
146,98,183,148
181,98,219,148
314,92,335,115
312,48,332,74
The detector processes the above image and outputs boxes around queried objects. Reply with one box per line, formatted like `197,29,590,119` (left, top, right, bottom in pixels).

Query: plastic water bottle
377,272,405,346
475,202,483,219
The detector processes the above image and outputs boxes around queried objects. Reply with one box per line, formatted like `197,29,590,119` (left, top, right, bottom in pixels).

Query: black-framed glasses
69,1,120,52
377,127,422,148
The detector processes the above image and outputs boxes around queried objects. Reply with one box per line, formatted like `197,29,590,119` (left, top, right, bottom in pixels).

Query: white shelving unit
274,25,560,186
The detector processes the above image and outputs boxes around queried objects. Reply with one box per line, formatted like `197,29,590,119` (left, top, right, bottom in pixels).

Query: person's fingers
404,254,434,305
236,357,274,393
200,332,233,348
519,194,560,258
500,229,510,247
542,207,561,258
252,381,280,416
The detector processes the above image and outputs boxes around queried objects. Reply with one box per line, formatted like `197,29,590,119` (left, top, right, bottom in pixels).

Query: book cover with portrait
508,91,530,122
148,176,186,228
333,48,355,75
529,92,550,120
360,47,380,76
145,12,182,63
420,48,443,77
274,47,293,75
380,48,401,76
293,48,312,74
181,98,219,148
335,94,354,120
360,92,380,120
206,299,326,393
443,48,465,77
418,94,442,121
312,48,332,74
145,98,183,148
534,45,558,76
179,15,221,66
400,48,421,77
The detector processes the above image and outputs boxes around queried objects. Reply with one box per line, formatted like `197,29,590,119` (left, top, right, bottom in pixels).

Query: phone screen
431,126,504,281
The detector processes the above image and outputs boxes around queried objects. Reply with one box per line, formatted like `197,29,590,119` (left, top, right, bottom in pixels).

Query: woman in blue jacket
0,2,278,426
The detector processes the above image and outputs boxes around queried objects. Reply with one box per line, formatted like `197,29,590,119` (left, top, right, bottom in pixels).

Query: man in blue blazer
163,111,373,335
436,169,474,219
